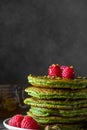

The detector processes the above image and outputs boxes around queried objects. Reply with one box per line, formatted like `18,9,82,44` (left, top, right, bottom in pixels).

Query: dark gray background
0,0,87,83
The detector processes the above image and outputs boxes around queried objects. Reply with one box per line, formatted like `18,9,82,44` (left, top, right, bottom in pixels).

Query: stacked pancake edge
24,75,87,130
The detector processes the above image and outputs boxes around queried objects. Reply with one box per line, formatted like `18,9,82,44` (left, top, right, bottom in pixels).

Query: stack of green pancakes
24,75,87,130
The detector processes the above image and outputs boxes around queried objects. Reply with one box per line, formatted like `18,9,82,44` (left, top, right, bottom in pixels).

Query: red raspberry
21,115,39,129
62,66,75,79
8,114,24,128
48,64,62,77
60,65,67,71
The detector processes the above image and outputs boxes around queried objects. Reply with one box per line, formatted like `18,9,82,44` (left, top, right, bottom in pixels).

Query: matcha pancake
29,106,87,117
24,65,87,129
40,123,85,130
27,111,87,124
24,97,87,109
25,86,87,99
28,75,87,89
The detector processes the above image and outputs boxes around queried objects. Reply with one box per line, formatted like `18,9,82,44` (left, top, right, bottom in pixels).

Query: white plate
3,118,38,130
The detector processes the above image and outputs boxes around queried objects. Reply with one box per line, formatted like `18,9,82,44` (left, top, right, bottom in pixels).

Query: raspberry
8,114,24,127
60,65,67,71
48,64,62,77
21,115,39,129
62,66,75,79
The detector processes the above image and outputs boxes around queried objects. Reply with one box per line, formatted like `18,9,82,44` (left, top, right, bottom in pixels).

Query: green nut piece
44,125,61,130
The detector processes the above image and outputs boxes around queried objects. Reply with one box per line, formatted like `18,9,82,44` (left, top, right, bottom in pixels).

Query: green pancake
24,97,87,109
25,74,87,129
30,106,87,117
27,111,87,124
25,87,87,99
39,123,86,130
28,75,87,89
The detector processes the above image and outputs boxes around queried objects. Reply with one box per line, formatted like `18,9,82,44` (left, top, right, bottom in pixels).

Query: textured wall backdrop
0,0,87,83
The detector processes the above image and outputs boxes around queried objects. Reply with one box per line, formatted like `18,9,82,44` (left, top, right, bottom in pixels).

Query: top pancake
28,75,87,89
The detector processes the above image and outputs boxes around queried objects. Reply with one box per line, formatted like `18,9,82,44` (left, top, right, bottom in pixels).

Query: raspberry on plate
62,66,75,79
48,64,62,77
8,114,24,128
21,115,39,129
